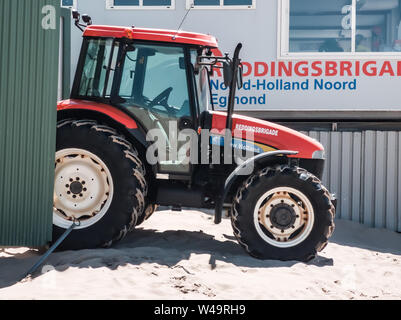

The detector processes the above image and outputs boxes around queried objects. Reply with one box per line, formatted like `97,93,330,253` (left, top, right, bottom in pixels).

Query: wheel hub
69,180,84,195
256,188,315,248
270,204,296,230
53,149,114,230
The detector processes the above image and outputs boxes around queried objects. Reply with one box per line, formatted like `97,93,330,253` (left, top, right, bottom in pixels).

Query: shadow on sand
0,226,334,290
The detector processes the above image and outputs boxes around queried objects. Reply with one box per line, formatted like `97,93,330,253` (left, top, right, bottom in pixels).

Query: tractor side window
78,38,118,98
79,39,118,97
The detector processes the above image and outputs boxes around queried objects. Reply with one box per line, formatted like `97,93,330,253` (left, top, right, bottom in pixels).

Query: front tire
53,120,147,250
232,165,335,261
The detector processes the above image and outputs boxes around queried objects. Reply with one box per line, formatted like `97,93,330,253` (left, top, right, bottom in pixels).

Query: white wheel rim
53,148,114,230
253,187,315,248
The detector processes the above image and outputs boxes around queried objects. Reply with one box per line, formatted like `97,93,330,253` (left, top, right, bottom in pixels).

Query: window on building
280,0,401,57
61,0,76,8
187,0,255,9
106,0,174,9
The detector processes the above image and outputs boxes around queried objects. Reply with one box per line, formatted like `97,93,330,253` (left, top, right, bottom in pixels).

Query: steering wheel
148,87,175,116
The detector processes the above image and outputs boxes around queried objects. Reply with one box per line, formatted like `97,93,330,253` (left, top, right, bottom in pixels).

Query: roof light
124,28,134,39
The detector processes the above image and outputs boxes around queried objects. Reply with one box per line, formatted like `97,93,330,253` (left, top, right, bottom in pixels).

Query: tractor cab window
118,44,191,122
78,38,119,98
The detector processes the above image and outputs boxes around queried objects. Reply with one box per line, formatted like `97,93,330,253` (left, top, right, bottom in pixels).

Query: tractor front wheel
232,165,335,261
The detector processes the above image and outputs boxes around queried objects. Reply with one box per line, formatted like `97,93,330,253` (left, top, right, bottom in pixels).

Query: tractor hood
210,111,325,160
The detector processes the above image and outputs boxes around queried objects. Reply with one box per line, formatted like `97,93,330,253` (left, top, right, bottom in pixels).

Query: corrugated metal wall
0,0,60,246
303,131,401,232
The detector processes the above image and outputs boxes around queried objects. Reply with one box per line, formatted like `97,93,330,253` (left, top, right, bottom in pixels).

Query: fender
57,99,138,129
57,100,150,152
214,150,299,224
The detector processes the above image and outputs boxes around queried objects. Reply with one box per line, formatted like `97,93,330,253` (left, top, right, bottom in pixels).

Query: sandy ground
0,209,400,300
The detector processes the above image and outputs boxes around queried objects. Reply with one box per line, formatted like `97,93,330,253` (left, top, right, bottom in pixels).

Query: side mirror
72,10,80,21
82,14,92,26
223,61,233,88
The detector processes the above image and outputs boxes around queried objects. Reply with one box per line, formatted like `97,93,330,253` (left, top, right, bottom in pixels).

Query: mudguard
57,100,150,152
57,99,138,129
214,150,298,224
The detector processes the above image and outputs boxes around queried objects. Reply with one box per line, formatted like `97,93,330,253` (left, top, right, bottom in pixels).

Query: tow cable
22,220,80,280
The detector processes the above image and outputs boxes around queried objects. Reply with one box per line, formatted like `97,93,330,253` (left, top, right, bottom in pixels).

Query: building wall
304,130,401,232
0,0,60,246
71,0,401,119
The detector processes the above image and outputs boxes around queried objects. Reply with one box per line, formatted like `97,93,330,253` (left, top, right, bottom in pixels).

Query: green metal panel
0,0,60,246
61,7,71,99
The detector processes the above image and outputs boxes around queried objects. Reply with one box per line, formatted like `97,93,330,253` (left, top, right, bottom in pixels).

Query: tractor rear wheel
232,165,335,261
53,119,147,250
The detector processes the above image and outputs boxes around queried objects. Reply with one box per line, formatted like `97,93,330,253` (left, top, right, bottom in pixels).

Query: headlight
312,150,325,160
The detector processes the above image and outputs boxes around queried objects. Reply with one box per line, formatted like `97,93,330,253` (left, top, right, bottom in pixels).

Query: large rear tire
232,165,335,261
53,119,147,250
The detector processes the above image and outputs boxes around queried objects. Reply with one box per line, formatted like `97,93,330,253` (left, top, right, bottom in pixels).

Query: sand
0,209,400,300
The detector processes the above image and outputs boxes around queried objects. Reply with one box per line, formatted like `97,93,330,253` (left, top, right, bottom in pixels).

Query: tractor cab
69,25,240,176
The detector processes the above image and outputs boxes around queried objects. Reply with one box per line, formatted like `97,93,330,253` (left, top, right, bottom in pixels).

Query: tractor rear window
78,38,119,98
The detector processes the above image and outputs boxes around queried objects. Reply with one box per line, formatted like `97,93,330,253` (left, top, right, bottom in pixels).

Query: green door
0,0,61,247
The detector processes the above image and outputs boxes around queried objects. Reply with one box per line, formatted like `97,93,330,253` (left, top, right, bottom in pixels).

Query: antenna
172,1,194,40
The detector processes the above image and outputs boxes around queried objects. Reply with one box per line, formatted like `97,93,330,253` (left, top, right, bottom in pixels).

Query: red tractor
54,13,335,261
